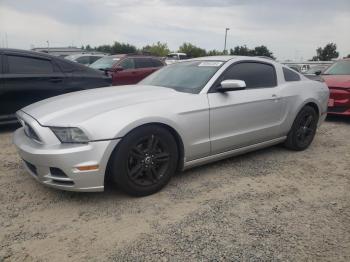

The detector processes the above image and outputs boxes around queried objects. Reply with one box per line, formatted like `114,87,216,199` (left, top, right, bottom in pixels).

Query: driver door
208,61,285,154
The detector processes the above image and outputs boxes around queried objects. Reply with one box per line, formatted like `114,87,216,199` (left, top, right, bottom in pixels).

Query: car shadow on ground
0,123,20,134
326,115,350,124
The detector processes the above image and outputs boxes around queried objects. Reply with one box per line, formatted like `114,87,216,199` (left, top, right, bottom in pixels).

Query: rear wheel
110,125,178,196
284,105,319,151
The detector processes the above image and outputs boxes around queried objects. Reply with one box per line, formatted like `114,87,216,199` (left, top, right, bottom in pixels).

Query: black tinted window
55,59,77,72
120,58,135,69
135,58,154,68
283,67,301,81
221,62,277,89
8,55,53,74
152,59,163,67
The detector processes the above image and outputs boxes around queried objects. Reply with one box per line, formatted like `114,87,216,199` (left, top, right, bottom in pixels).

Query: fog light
76,165,99,171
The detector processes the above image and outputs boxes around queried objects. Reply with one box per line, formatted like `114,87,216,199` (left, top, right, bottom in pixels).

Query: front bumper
13,127,119,192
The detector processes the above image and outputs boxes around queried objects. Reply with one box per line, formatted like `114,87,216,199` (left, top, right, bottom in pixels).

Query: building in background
31,47,100,58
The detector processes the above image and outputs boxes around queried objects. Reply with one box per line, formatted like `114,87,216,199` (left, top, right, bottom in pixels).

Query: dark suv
0,48,112,124
89,54,165,85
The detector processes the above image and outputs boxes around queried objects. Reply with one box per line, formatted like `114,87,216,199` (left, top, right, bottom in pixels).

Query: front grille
328,106,348,113
24,160,37,175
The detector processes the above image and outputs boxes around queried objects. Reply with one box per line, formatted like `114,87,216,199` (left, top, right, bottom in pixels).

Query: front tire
284,105,319,151
110,125,178,196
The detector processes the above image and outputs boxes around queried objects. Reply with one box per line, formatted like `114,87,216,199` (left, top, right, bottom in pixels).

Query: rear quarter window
283,67,301,81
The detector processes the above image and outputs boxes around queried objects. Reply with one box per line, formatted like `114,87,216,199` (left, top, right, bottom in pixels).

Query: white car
65,54,106,66
165,52,188,65
13,56,329,196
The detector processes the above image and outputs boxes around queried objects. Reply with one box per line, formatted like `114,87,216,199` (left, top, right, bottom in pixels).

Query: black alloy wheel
127,134,171,187
285,105,319,151
111,125,178,196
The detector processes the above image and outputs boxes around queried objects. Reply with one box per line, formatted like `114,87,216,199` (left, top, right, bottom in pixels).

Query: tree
311,43,339,61
110,41,137,54
178,42,206,58
85,44,93,51
252,45,275,59
229,45,275,59
230,45,252,56
207,49,224,56
142,42,170,56
95,44,112,54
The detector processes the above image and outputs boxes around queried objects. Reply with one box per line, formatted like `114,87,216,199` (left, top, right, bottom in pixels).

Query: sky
0,0,349,61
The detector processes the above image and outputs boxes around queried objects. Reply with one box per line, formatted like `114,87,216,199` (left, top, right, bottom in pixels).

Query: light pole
224,28,230,54
46,40,50,54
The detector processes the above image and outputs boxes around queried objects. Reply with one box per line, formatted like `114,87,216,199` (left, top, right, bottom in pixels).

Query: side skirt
183,136,286,170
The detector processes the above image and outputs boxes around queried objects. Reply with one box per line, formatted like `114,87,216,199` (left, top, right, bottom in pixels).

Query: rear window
55,59,78,72
283,67,301,81
7,55,53,74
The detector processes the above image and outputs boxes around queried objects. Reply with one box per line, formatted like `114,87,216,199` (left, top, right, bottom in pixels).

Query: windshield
323,60,350,75
139,60,223,93
306,66,327,74
90,56,120,70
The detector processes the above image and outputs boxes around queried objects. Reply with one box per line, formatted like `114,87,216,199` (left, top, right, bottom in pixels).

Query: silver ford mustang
13,56,329,196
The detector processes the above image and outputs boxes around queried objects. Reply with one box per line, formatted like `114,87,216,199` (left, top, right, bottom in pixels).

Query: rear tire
284,105,319,151
110,125,178,196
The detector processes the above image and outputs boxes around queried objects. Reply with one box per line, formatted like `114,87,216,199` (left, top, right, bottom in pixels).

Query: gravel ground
0,117,349,261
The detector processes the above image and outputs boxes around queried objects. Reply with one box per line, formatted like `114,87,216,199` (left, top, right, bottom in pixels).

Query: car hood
21,85,184,126
322,75,350,89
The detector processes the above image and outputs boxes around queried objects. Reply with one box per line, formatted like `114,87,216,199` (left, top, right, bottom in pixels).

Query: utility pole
224,28,230,54
47,40,50,54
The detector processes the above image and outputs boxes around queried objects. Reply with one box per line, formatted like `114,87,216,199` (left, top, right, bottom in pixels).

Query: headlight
50,127,89,143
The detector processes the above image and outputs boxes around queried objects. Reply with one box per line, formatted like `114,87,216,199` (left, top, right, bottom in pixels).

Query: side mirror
314,70,322,76
218,80,246,92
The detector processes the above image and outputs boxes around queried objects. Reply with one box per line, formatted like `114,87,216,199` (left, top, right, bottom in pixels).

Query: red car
90,54,165,85
322,59,350,116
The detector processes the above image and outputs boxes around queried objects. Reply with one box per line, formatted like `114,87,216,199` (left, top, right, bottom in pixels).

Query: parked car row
89,54,165,85
0,48,112,124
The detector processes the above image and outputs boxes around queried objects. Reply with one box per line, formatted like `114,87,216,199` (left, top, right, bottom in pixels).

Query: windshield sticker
198,61,223,67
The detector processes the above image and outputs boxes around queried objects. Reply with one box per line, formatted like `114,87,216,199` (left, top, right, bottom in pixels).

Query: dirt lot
0,117,349,261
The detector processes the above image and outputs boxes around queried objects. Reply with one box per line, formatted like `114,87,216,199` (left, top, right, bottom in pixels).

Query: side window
283,67,301,81
0,54,2,73
120,58,135,70
76,56,90,65
135,58,154,69
7,55,53,74
220,62,277,89
55,59,77,72
152,59,164,67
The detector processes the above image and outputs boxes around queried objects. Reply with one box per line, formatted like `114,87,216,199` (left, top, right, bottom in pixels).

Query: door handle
272,94,281,101
49,77,63,83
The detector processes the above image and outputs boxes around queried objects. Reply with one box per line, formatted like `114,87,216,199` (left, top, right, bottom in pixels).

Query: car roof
188,55,278,64
108,54,162,59
0,48,57,59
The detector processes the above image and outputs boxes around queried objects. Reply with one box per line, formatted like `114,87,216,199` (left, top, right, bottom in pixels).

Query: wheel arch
104,122,185,183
